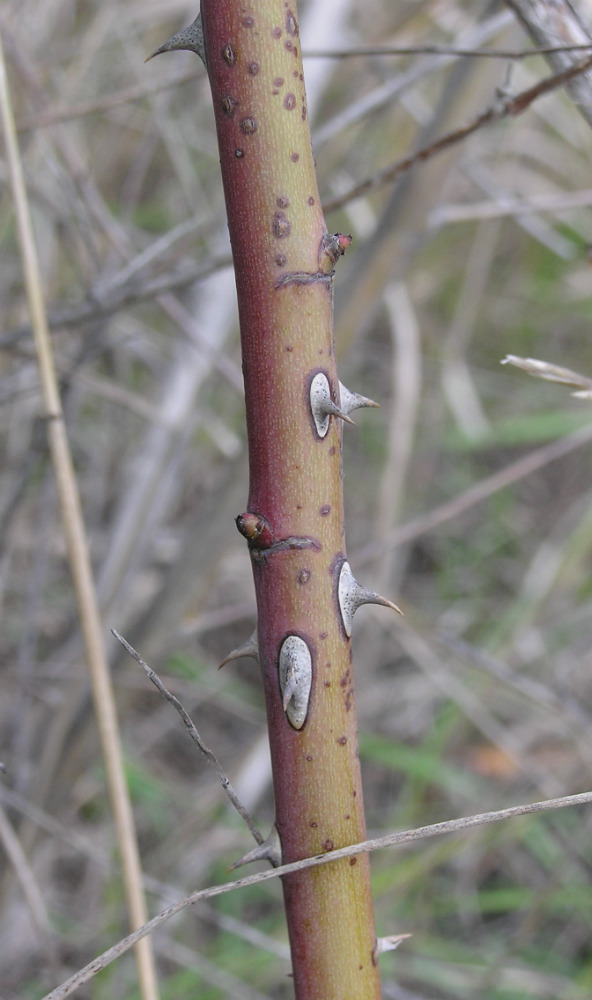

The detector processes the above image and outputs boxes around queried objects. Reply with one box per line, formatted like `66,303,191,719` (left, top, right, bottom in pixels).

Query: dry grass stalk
0,32,159,1000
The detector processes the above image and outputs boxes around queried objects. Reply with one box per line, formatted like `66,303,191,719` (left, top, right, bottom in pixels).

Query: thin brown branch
42,788,592,1000
13,44,592,133
111,630,264,847
306,42,592,59
505,0,592,127
324,53,592,213
15,69,203,132
0,255,232,349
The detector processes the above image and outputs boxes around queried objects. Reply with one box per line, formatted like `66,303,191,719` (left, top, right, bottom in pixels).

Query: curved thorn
145,13,205,65
310,372,355,438
338,381,380,415
338,561,403,638
229,825,282,870
218,629,259,669
375,933,412,956
321,397,356,425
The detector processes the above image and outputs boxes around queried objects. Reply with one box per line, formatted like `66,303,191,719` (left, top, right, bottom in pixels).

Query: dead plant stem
41,788,592,1000
0,34,159,1000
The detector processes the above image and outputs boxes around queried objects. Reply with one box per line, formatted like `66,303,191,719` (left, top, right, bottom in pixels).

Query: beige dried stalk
0,33,159,1000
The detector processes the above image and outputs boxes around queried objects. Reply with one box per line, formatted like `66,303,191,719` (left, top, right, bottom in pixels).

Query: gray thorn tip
320,397,355,426
146,13,205,65
338,381,380,415
338,561,403,637
218,629,259,669
229,826,282,870
310,372,355,438
375,933,412,956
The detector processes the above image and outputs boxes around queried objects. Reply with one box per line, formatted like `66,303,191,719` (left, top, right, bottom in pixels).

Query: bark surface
200,2,382,997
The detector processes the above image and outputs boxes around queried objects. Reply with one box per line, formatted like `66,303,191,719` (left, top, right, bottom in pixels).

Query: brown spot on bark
291,152,300,162
298,569,311,585
350,857,357,866
301,105,307,121
240,117,257,134
248,62,260,75
275,254,287,267
337,736,347,745
284,93,296,111
221,42,236,66
242,16,254,27
273,211,291,238
221,95,238,117
319,505,331,516
285,345,293,352
323,839,334,851
272,26,282,38
284,40,293,52
319,632,327,639
307,196,315,205
329,446,335,455
306,755,313,761
277,195,289,208
234,149,245,158
310,821,317,828
286,10,298,35
274,77,284,87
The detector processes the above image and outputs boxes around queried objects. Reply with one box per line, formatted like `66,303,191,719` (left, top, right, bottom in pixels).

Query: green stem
200,2,382,996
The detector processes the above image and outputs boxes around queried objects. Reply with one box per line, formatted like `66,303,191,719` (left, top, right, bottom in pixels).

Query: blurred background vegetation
1,1,592,998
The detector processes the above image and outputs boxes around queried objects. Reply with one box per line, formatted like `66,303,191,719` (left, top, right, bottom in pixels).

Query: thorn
338,561,403,638
374,933,412,958
218,629,259,669
310,372,355,438
145,12,206,65
321,398,356,425
229,825,282,870
278,635,312,730
338,381,380,416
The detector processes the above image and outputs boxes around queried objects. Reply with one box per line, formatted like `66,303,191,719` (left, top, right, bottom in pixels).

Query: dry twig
111,629,264,847
41,788,592,1000
0,33,159,1000
324,53,592,213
